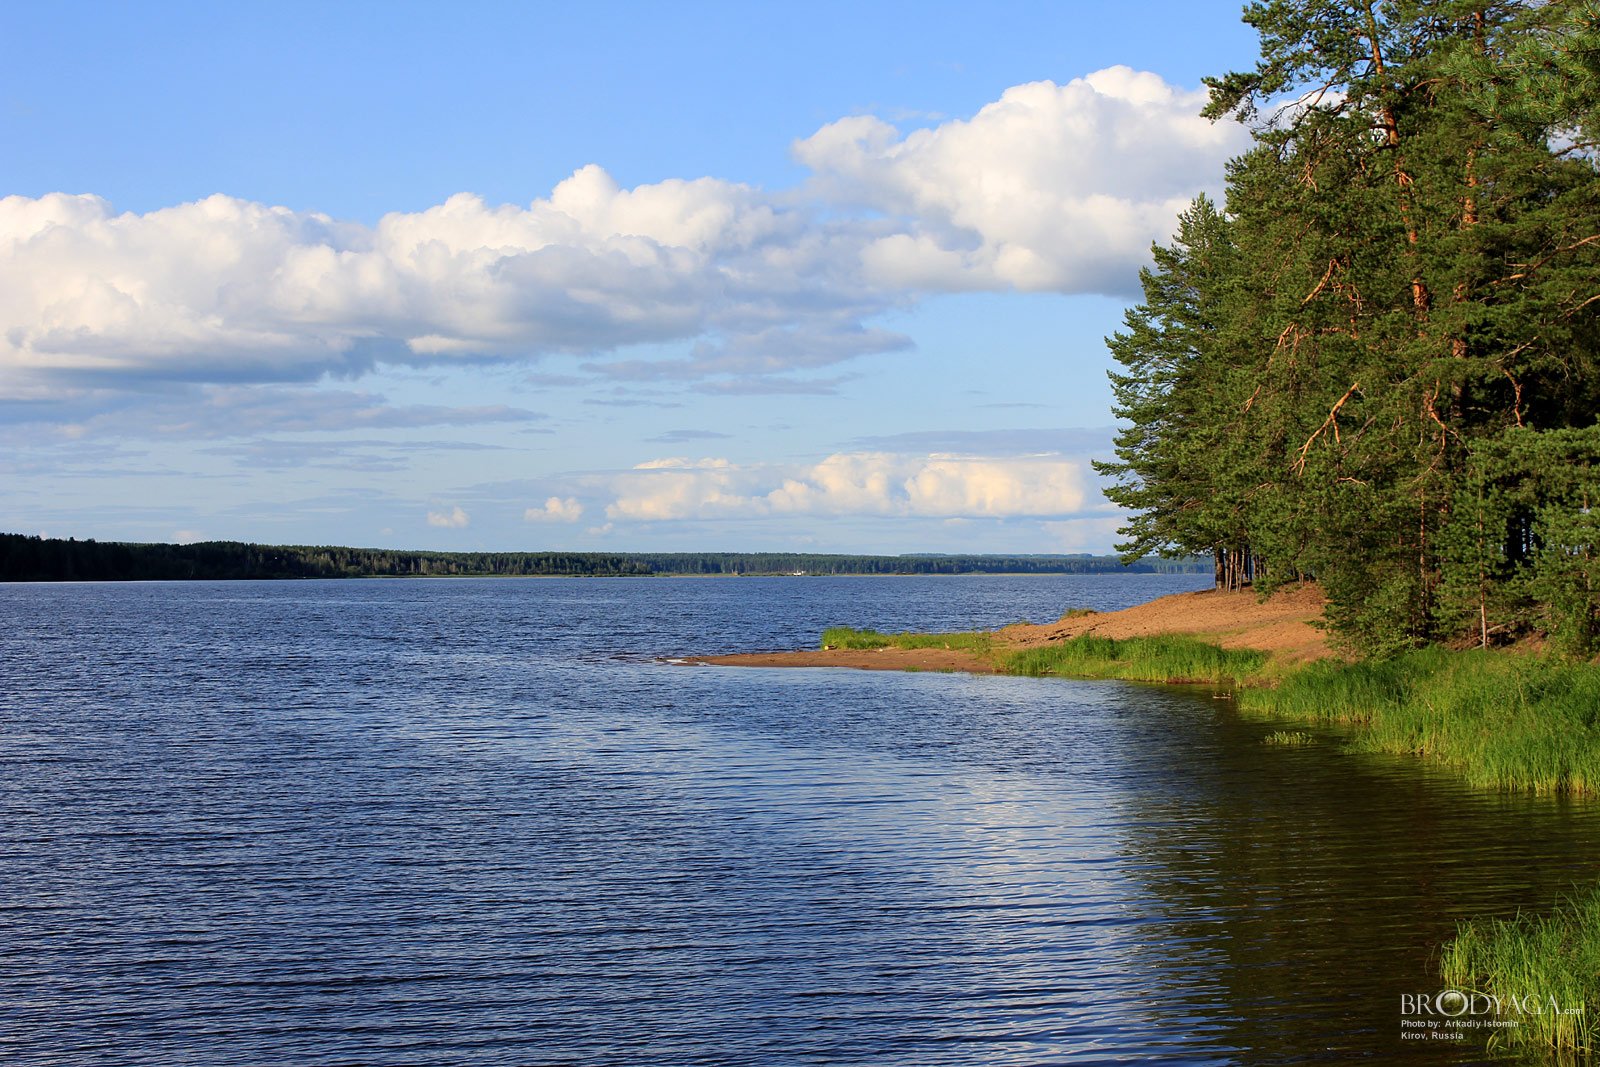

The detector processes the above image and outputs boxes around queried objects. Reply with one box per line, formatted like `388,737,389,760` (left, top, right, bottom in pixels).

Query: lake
3,574,1596,1064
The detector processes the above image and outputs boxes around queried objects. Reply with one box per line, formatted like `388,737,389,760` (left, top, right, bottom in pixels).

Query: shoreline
690,582,1600,799
692,646,1002,673
690,576,1600,1050
690,583,1331,674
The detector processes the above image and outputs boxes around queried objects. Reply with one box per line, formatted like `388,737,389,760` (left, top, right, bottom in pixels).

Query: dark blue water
2,575,1597,1065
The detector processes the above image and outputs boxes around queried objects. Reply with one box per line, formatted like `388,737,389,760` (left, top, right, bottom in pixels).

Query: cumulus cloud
794,67,1248,294
426,505,470,528
604,452,1095,522
525,496,584,523
1,69,1243,404
0,171,885,403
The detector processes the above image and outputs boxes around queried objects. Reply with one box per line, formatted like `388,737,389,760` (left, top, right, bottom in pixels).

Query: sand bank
688,583,1330,673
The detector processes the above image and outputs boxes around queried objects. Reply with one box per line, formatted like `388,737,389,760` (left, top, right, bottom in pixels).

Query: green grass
1440,885,1600,1056
1262,729,1315,746
820,627,994,653
1002,634,1269,683
1237,647,1600,794
819,628,1266,683
822,622,1600,796
817,617,1600,1048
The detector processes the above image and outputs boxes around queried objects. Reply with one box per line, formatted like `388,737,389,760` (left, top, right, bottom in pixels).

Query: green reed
1440,885,1600,1056
1237,648,1600,794
1001,634,1269,683
1262,730,1315,746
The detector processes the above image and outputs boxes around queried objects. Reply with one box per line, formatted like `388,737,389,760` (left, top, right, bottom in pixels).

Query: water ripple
0,575,1590,1065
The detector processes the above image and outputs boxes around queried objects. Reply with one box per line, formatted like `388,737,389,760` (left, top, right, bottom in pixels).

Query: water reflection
1109,685,1600,1063
2,577,1594,1065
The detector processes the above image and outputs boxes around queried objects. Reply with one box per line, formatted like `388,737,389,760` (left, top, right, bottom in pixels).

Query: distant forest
0,533,1205,582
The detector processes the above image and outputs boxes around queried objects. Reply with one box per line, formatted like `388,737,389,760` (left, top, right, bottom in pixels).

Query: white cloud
426,505,470,528
525,496,584,523
0,69,1243,405
632,456,734,470
794,67,1248,293
604,452,1095,522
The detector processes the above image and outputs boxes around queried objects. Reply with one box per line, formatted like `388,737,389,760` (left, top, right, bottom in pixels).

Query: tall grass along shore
820,627,994,653
1005,634,1267,685
1439,886,1600,1057
820,620,1600,1061
818,627,1600,798
1236,648,1600,795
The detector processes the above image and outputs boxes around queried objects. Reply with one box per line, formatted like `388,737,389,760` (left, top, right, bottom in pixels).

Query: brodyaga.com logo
1399,989,1585,1043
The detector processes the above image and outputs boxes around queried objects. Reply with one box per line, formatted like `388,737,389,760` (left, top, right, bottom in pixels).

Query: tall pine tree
1106,0,1600,655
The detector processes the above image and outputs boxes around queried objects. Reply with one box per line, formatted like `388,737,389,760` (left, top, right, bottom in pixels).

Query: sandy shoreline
691,646,1002,672
686,584,1330,674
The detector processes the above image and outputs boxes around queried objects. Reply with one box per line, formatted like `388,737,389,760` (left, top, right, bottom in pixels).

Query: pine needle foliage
1107,1,1600,656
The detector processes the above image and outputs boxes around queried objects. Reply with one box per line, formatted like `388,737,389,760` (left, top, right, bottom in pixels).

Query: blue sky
1,1,1262,553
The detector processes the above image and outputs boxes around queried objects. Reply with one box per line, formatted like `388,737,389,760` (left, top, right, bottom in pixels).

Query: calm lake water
3,574,1597,1065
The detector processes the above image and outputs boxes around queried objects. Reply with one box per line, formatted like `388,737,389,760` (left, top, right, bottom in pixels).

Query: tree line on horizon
1100,0,1600,656
0,533,1205,582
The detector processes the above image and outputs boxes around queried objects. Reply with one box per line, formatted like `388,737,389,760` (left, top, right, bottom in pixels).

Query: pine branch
1293,382,1362,475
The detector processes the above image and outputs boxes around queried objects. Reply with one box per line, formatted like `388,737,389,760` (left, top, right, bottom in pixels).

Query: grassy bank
820,627,994,652
819,628,1266,682
821,627,1270,683
822,621,1600,1058
821,625,1600,796
1003,634,1268,684
1440,886,1600,1056
1236,648,1600,794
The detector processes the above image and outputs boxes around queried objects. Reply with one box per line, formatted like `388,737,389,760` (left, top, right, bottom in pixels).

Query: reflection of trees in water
1107,688,1600,1062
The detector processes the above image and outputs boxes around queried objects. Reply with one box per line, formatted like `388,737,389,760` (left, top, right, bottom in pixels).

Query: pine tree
1105,1,1600,655
1207,0,1600,652
1097,195,1265,589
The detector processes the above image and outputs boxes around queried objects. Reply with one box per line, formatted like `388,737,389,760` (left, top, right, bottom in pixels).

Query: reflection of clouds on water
8,574,1579,1064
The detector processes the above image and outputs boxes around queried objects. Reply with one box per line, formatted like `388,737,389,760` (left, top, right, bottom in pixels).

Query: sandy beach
690,583,1331,673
